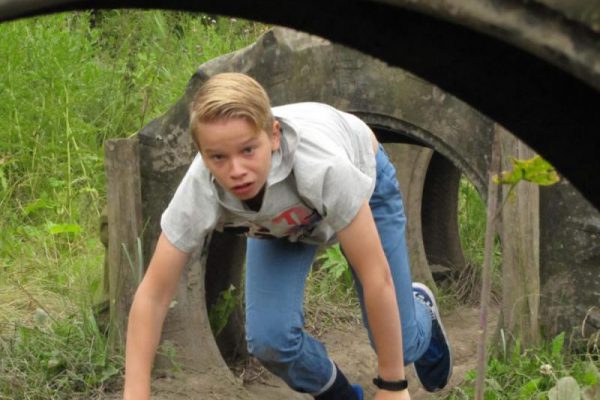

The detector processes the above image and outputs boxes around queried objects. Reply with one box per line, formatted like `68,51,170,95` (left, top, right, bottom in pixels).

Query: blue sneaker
351,384,364,400
412,282,453,392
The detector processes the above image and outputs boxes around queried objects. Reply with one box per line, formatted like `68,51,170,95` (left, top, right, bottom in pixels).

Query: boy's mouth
232,182,254,196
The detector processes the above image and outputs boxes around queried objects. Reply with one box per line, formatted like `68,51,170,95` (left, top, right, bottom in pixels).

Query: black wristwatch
373,376,408,391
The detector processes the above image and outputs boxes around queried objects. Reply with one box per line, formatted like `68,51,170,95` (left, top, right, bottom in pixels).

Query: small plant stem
494,182,516,222
65,86,73,218
475,128,502,400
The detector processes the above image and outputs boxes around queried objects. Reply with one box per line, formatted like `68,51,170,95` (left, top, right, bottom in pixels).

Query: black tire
1,0,599,209
421,152,466,276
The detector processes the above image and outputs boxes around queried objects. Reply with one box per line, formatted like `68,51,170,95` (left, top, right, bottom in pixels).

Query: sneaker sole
412,282,453,391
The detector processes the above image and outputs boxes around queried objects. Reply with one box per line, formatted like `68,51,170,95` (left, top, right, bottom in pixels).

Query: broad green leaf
100,365,120,383
518,377,541,398
208,284,238,337
551,332,565,357
588,361,599,385
47,222,82,235
0,167,7,191
48,177,66,188
516,156,560,186
494,155,559,186
23,197,55,215
581,361,600,400
582,368,599,387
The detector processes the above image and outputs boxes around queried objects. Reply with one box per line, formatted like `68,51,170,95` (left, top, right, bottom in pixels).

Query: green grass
444,333,600,400
305,245,362,333
457,177,489,268
0,309,120,400
0,10,265,398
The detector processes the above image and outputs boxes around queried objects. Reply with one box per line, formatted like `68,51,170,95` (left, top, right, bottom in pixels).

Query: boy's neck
244,186,266,212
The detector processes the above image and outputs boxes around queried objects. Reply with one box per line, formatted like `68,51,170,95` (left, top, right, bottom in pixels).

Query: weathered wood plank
104,137,143,352
498,127,541,347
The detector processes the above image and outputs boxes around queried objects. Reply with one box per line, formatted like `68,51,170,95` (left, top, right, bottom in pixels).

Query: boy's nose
229,158,247,179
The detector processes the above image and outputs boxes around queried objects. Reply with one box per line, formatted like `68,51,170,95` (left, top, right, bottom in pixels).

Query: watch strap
372,376,408,391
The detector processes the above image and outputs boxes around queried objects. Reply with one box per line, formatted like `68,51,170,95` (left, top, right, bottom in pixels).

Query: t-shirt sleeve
302,155,375,232
160,155,220,254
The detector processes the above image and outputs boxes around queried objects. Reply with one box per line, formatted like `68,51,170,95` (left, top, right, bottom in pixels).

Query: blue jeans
245,145,432,394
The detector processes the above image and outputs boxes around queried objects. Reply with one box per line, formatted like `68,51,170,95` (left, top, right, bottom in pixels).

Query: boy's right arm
123,232,190,400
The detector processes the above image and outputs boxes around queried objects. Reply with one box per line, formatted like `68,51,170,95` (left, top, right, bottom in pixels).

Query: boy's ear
271,120,281,151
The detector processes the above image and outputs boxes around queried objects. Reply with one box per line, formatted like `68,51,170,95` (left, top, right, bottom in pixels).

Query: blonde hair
189,73,274,147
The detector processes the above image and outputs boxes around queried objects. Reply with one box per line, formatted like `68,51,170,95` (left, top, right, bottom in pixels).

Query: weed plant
0,309,120,399
0,10,264,398
305,245,361,334
445,332,600,400
445,177,502,305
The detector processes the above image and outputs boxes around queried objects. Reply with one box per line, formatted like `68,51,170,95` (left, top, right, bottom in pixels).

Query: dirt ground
106,305,497,399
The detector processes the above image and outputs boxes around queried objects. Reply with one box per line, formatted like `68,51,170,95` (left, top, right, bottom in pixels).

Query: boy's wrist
374,388,411,400
123,373,151,400
123,386,150,400
377,363,405,382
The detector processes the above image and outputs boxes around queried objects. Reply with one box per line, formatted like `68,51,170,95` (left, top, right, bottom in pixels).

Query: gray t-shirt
160,102,376,253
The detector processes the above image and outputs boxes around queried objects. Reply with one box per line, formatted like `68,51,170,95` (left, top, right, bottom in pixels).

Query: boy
123,73,452,400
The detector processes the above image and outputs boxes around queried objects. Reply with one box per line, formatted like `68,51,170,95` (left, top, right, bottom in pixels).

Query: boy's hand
374,389,411,400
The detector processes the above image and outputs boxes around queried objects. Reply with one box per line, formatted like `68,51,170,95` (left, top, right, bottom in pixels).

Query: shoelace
413,290,437,321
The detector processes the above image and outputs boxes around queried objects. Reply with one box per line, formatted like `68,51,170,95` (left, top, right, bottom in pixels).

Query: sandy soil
106,305,497,399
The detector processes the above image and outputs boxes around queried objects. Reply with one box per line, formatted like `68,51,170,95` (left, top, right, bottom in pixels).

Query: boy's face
196,118,281,201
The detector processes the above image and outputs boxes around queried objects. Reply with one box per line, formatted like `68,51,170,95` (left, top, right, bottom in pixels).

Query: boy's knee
246,322,304,363
402,340,422,365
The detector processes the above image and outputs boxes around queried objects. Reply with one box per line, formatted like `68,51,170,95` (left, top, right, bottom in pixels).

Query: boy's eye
211,154,224,161
243,146,255,155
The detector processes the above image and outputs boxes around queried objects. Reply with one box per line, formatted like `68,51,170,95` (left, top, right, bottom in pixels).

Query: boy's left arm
337,201,411,400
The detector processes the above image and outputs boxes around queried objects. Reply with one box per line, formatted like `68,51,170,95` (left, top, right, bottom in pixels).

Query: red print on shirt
272,206,321,237
272,206,314,226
